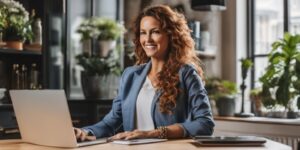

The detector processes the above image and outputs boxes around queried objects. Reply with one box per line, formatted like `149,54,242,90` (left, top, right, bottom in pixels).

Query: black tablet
193,136,267,146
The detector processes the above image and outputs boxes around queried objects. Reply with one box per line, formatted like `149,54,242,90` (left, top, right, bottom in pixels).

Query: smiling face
139,16,169,60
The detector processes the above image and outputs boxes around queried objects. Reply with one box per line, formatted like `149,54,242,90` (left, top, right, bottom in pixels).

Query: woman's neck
150,59,165,75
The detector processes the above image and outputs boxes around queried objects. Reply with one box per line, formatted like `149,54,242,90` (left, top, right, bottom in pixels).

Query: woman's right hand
74,127,96,141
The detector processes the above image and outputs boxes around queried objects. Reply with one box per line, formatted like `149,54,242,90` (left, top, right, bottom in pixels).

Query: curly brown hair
133,5,204,114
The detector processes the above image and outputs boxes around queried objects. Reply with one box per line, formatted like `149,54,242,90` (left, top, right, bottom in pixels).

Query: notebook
9,90,107,148
193,136,267,146
112,138,167,145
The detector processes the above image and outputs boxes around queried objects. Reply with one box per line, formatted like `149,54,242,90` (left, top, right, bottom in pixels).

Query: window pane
289,0,300,34
255,0,284,55
68,0,92,99
254,57,269,88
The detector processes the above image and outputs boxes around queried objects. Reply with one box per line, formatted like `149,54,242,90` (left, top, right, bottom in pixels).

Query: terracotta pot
6,41,23,50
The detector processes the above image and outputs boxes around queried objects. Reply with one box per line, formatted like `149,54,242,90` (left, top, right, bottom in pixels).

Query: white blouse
135,77,155,131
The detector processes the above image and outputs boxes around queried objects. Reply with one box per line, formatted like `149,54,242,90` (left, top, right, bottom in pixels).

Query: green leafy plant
205,77,238,100
76,17,125,41
0,6,6,31
241,58,253,80
76,53,121,76
0,0,33,42
76,18,100,41
259,32,300,111
76,17,125,77
250,88,276,110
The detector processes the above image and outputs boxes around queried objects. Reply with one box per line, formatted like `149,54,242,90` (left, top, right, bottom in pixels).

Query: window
250,0,300,88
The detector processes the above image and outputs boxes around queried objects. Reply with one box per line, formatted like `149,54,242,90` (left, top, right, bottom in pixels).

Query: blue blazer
84,62,215,137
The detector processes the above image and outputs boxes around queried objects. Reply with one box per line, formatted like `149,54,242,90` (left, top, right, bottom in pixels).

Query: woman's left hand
109,130,156,141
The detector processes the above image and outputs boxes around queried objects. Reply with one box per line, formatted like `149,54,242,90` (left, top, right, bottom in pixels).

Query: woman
75,5,214,141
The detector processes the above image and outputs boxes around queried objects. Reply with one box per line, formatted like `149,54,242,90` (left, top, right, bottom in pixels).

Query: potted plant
76,53,121,99
76,17,125,99
259,32,300,118
76,18,100,55
205,78,238,116
235,58,254,117
77,17,125,57
0,0,33,50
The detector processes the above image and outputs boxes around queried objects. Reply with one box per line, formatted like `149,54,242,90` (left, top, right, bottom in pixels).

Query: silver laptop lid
10,90,78,147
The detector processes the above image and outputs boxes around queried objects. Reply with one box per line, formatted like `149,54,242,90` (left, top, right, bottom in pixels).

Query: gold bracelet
157,126,168,139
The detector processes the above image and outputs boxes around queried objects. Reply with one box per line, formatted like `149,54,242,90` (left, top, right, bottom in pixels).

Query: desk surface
0,139,291,150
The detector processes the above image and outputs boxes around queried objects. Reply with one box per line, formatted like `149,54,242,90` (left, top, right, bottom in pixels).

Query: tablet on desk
112,138,167,145
193,136,267,146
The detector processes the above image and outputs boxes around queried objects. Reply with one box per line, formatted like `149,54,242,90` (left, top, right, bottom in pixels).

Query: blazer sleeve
179,66,215,136
82,69,129,138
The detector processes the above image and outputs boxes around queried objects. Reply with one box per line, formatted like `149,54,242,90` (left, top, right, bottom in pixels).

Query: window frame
248,0,290,89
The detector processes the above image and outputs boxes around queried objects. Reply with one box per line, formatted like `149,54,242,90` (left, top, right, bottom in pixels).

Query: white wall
221,0,251,113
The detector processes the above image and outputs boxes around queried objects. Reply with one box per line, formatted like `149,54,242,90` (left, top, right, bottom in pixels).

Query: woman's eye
153,30,160,34
140,31,146,35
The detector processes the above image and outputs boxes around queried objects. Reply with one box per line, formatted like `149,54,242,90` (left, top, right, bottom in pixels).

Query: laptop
9,90,107,148
193,136,267,146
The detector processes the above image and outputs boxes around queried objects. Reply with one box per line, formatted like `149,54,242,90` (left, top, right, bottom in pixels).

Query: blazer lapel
124,62,151,131
151,89,162,128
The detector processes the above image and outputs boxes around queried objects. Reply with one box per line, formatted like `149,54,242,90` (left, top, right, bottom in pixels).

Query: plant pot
82,39,92,56
97,40,116,57
287,111,298,119
216,96,236,116
6,41,23,50
81,72,119,99
266,111,286,118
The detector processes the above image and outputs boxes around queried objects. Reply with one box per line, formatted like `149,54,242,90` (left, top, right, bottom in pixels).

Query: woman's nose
146,34,153,42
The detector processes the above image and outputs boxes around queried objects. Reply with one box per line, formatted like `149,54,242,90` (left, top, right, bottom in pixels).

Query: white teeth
145,45,156,49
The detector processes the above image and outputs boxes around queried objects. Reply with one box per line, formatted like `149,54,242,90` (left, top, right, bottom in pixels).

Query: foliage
76,18,100,41
240,58,253,80
77,17,125,41
205,77,238,100
76,53,121,76
0,6,5,30
250,88,276,109
0,0,33,41
259,32,300,111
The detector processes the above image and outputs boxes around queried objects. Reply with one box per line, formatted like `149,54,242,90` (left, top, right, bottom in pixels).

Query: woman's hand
74,127,96,141
109,129,158,141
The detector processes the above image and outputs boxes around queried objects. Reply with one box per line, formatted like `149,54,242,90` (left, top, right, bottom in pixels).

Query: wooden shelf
195,50,216,59
0,48,42,56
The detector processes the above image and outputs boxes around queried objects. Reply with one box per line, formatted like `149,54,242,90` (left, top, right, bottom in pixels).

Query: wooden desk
0,139,291,150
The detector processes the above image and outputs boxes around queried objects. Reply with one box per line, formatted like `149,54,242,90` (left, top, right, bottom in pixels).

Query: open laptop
9,90,107,148
193,135,267,146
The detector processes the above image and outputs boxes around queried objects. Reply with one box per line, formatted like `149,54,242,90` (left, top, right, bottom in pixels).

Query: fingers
124,132,139,140
110,130,148,140
110,131,129,140
85,135,97,141
73,127,96,141
74,128,83,138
